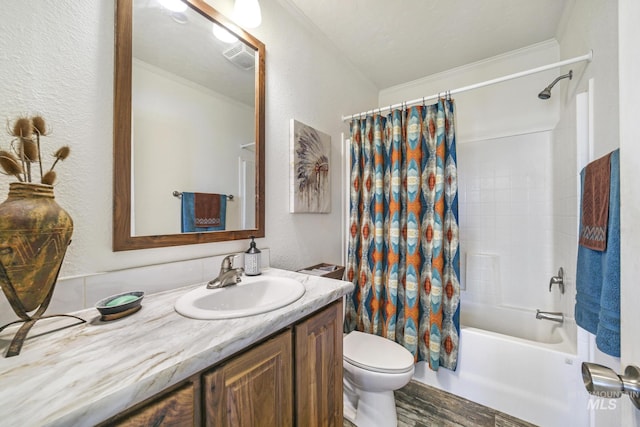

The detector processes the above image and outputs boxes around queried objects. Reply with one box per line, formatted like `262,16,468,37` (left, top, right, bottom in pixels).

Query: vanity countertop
0,268,353,427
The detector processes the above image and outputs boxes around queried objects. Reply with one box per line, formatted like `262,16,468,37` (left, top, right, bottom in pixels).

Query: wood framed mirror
113,0,265,251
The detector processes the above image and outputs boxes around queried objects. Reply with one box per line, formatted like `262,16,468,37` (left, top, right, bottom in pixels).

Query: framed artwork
289,119,331,213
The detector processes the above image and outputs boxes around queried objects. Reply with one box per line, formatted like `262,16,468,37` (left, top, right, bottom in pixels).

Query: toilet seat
343,331,414,374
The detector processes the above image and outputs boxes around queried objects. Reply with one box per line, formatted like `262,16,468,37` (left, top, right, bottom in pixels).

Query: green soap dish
105,294,140,307
95,291,144,317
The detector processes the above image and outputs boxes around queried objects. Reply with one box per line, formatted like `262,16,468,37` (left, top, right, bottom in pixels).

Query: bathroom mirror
114,0,265,250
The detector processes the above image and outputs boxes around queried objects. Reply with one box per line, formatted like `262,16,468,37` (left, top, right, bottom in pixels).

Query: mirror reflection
132,0,256,236
113,0,265,251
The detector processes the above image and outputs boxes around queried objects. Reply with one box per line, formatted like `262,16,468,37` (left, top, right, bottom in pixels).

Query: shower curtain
344,99,460,371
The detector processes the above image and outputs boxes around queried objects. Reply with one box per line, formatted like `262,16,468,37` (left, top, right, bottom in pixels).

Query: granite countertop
0,268,353,427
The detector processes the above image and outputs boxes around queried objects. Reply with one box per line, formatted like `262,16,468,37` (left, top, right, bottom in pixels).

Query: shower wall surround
457,132,554,310
379,41,560,311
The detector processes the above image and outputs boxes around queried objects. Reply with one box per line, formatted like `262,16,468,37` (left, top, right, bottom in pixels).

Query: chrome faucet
549,267,565,294
536,309,564,324
207,254,244,289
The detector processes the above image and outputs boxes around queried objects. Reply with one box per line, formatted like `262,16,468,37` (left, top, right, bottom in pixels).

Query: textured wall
0,0,377,277
0,1,115,276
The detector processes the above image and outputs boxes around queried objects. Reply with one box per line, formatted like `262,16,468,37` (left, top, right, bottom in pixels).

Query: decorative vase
0,182,76,356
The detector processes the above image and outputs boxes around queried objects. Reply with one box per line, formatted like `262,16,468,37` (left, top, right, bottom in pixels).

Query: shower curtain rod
341,50,593,122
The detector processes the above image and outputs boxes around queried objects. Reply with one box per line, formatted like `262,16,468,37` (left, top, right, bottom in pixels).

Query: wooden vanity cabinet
100,377,200,426
294,300,343,426
203,300,343,427
100,300,343,427
203,330,293,426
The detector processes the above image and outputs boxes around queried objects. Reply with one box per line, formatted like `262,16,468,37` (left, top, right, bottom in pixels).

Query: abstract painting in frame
289,119,331,213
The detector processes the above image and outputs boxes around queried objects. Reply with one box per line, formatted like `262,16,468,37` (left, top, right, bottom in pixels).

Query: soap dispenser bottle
244,236,261,276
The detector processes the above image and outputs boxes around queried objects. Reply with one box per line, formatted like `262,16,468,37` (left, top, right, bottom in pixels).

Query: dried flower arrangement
0,115,70,185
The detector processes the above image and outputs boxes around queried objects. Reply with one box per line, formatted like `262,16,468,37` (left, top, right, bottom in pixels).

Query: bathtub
413,301,589,427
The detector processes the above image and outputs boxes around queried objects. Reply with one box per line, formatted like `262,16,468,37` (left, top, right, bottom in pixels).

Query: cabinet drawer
103,381,197,427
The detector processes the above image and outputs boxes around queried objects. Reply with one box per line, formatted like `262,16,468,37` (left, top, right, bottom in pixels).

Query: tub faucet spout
536,309,564,324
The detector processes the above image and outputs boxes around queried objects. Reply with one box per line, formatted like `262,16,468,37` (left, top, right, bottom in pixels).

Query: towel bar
172,191,234,201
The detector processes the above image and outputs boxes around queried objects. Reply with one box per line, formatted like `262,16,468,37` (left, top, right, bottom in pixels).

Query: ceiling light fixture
213,23,239,43
158,0,187,13
213,0,261,43
233,0,262,29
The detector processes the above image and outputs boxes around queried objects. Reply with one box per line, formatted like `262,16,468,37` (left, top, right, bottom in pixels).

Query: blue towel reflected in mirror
180,192,227,232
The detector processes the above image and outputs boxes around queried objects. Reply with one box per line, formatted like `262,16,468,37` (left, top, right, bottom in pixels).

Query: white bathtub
413,301,589,427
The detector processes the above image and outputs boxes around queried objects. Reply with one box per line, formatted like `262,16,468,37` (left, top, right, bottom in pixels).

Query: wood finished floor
344,380,538,427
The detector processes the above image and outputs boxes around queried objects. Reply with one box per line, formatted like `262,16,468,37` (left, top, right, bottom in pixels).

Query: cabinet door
294,300,343,427
104,380,198,427
203,330,293,427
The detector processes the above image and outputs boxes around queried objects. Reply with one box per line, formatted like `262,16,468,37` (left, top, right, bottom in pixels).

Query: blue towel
180,192,227,233
575,149,620,357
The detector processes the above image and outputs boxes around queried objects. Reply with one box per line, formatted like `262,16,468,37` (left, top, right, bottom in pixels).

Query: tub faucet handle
549,267,565,294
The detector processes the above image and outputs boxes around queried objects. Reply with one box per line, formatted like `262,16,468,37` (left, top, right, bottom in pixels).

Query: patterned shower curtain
344,99,460,371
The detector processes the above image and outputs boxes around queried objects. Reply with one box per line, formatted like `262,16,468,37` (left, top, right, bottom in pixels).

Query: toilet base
343,388,398,427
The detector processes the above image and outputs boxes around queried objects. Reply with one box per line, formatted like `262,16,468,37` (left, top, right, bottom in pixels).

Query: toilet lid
343,331,414,374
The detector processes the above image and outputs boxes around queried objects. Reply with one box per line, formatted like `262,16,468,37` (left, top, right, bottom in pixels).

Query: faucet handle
221,254,236,270
548,267,565,293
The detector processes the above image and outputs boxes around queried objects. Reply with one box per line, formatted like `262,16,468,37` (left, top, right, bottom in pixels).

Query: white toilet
343,331,415,427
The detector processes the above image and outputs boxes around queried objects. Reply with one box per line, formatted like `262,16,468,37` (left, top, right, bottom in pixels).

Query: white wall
244,0,378,270
554,0,622,424
0,0,377,279
619,0,640,424
553,0,620,307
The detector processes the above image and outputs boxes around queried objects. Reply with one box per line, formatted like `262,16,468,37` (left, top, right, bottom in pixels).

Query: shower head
538,88,552,100
538,70,573,100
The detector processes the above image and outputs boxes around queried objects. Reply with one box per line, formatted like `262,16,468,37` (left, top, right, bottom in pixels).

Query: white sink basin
174,275,305,320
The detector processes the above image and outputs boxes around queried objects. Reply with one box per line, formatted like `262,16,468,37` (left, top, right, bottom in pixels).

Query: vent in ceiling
222,43,256,71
